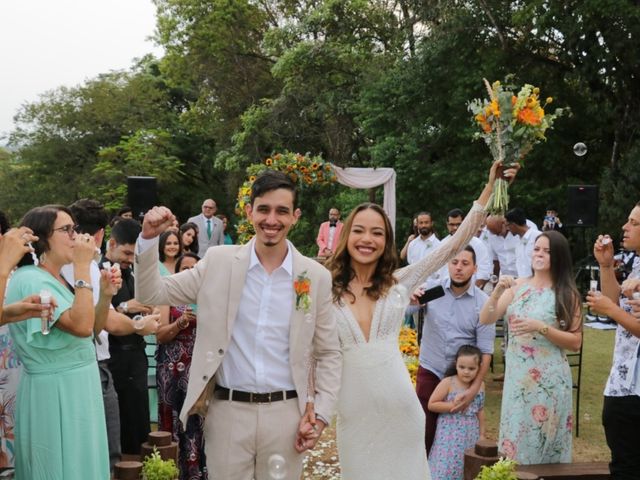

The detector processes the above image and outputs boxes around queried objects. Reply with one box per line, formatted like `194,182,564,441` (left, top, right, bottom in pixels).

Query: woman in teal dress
6,205,119,480
480,231,582,464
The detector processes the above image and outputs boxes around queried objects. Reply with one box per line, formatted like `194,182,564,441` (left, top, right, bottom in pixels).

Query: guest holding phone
409,246,494,455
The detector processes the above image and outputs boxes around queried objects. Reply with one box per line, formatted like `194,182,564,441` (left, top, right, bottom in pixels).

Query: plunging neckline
341,294,383,344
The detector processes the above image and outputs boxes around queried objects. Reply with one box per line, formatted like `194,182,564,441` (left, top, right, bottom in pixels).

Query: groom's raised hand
141,206,176,239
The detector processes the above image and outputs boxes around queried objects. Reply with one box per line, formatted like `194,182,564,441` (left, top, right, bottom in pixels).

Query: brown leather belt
213,385,297,403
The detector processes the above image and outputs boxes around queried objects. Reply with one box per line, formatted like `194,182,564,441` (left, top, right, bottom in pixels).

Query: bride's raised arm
395,160,518,292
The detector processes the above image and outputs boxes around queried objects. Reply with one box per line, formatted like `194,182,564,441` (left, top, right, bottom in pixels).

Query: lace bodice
335,202,487,348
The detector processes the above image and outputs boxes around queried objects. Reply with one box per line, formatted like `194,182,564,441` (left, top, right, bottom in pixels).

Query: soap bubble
573,142,587,157
489,274,498,284
176,362,185,372
267,454,287,479
205,351,215,362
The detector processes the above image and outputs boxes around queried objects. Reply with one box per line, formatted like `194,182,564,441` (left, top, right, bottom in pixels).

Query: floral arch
235,152,397,244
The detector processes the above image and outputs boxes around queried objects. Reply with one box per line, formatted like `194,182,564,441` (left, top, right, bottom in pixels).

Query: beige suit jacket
135,241,341,425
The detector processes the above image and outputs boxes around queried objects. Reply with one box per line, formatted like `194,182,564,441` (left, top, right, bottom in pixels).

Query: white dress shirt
515,227,542,278
216,239,296,392
480,228,518,277
407,233,441,265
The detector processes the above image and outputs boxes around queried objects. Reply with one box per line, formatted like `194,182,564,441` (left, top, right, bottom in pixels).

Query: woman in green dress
6,205,120,480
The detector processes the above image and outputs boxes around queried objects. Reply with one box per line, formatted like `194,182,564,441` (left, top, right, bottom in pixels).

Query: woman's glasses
53,224,78,237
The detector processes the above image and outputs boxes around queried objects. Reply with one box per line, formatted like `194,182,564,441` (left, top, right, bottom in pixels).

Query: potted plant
142,447,179,480
475,457,518,480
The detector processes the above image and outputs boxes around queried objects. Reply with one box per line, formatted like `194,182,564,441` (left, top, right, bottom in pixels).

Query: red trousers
416,366,441,455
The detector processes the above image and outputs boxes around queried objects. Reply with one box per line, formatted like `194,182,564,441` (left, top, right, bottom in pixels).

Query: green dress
7,266,109,480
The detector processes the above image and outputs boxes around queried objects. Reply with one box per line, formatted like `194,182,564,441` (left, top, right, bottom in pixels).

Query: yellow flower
545,97,553,104
533,87,540,95
249,175,257,182
265,158,273,166
489,100,500,117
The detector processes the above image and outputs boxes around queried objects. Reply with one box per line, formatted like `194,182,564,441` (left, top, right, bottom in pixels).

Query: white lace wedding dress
333,202,486,480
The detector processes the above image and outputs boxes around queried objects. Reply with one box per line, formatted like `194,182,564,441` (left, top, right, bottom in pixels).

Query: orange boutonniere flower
294,271,312,312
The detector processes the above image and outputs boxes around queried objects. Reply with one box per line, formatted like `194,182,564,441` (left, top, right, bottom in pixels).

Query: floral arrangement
468,77,568,215
399,326,420,385
294,271,312,313
474,457,518,480
235,152,336,244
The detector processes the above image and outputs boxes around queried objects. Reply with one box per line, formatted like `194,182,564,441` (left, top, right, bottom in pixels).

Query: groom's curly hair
327,203,398,304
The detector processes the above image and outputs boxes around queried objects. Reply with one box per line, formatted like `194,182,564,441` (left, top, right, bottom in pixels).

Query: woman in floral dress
480,231,582,464
156,253,207,479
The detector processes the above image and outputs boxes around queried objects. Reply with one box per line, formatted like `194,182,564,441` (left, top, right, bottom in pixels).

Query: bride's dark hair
326,203,398,304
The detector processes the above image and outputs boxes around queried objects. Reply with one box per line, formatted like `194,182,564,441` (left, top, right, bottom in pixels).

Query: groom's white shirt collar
248,238,294,277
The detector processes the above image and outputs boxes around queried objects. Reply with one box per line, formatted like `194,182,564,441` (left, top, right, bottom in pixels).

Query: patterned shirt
604,261,640,397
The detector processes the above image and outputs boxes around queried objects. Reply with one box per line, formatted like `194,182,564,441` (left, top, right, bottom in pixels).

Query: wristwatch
74,279,93,291
118,302,129,314
538,325,549,335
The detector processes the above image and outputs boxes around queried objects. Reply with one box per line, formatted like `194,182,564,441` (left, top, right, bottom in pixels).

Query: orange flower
511,95,517,106
294,278,311,295
249,175,257,182
489,99,500,117
311,162,319,170
517,107,542,126
265,158,273,166
300,166,308,173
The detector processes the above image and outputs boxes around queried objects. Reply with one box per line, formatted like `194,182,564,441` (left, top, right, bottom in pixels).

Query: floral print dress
429,379,484,480
156,305,207,480
499,285,573,464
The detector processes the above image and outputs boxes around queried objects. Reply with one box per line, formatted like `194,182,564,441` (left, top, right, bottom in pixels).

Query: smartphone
418,285,446,305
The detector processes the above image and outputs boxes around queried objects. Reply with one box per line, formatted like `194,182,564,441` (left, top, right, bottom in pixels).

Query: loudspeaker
566,185,598,227
127,176,158,220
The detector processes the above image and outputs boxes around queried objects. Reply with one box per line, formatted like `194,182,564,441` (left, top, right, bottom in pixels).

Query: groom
134,170,341,479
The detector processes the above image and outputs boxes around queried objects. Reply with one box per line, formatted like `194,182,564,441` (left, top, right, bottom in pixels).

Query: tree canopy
2,0,639,252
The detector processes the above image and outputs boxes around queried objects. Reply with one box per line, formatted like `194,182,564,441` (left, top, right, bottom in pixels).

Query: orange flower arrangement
468,77,568,215
294,271,312,312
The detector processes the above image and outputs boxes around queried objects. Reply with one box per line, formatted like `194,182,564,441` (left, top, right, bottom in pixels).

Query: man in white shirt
505,208,541,278
134,171,341,480
437,208,492,287
407,211,440,265
188,199,224,257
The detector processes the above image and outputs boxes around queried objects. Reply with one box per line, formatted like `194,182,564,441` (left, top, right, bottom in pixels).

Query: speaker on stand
127,176,158,221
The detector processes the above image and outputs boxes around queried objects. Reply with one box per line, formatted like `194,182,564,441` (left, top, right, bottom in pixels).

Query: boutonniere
294,271,312,313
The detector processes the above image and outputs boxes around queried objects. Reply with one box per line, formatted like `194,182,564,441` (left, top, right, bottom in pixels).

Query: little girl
428,345,486,480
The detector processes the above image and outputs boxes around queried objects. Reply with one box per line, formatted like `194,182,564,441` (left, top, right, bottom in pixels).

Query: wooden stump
113,460,143,480
140,430,178,463
463,439,502,480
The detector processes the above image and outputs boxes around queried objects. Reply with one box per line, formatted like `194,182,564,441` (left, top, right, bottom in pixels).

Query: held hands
450,389,475,414
593,235,614,268
1,294,58,325
142,206,176,240
621,278,640,299
0,227,38,275
295,402,325,453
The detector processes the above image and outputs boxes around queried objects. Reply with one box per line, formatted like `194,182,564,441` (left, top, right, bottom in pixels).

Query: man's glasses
53,224,78,237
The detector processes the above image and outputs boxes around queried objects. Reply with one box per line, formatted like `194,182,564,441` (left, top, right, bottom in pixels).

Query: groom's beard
450,277,472,289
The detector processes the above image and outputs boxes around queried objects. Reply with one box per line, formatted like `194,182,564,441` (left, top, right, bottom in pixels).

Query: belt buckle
253,392,271,404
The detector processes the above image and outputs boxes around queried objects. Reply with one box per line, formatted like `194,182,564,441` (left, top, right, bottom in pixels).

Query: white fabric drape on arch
331,166,397,231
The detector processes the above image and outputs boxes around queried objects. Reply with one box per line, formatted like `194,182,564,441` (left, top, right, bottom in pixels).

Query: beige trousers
204,395,304,480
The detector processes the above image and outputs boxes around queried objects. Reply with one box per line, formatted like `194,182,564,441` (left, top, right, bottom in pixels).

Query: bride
325,160,516,479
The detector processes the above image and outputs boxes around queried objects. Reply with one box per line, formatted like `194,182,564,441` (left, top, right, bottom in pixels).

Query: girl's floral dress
429,378,484,480
499,285,573,464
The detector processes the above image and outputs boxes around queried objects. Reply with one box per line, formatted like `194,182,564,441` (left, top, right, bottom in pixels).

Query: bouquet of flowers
468,77,568,215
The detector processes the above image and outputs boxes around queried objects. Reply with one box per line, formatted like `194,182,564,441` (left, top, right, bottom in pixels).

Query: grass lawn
302,325,616,478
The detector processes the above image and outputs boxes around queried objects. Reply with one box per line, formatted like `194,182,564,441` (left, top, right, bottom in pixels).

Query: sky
0,0,164,142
